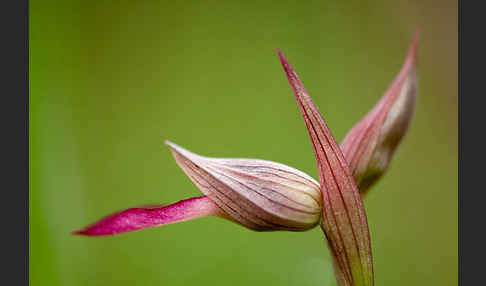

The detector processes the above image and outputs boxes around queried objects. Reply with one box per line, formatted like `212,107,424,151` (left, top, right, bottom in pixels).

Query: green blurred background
30,0,457,285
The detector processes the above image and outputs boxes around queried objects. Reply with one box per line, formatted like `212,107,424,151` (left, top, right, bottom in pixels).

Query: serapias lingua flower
74,32,419,286
74,34,418,236
74,141,322,235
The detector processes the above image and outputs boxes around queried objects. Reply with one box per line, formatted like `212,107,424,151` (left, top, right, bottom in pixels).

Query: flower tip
165,140,200,162
164,139,174,148
277,50,309,100
71,227,106,237
165,140,188,156
71,229,84,235
276,49,291,73
406,30,420,66
276,48,285,61
165,140,187,152
412,27,420,44
72,229,102,237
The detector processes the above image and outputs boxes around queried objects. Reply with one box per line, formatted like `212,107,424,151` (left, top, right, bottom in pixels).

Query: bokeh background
30,1,457,285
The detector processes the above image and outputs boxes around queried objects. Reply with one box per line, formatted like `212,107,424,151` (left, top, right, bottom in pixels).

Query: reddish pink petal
278,50,373,286
341,31,419,193
73,196,224,236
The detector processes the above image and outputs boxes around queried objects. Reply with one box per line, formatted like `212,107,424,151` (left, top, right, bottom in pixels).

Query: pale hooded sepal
340,32,419,194
278,50,374,286
165,141,322,231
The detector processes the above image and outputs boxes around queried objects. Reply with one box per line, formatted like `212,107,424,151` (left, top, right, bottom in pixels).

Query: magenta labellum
73,196,225,236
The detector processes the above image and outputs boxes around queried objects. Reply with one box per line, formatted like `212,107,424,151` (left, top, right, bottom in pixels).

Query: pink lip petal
73,196,225,236
278,50,373,286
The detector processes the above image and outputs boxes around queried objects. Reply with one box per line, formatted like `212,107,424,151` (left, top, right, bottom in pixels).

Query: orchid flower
74,140,322,235
74,33,419,286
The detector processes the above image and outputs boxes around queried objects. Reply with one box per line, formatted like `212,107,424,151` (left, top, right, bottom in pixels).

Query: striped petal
74,196,224,236
341,32,419,194
166,140,322,231
278,50,373,286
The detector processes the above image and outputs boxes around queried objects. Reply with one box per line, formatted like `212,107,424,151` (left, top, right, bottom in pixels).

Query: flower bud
165,141,322,231
341,33,419,194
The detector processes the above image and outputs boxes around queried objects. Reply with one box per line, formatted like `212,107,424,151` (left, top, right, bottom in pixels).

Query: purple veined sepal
73,196,227,236
165,141,322,231
341,32,419,194
278,50,374,286
74,141,322,236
